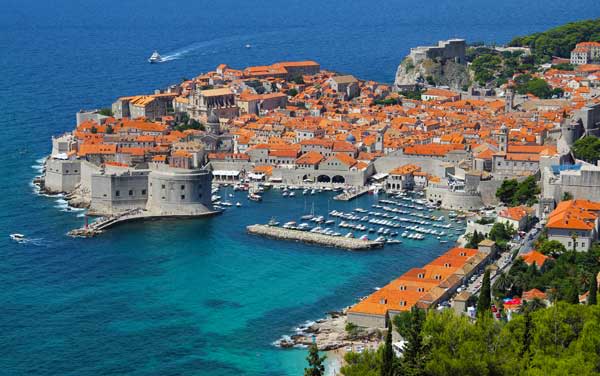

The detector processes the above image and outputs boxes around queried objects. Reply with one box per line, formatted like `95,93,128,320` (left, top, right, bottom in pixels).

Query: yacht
148,51,162,63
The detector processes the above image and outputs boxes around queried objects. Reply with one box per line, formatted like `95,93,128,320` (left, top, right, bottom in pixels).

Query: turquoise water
2,0,600,374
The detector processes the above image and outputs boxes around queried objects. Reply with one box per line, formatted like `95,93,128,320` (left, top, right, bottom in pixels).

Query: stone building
570,42,600,65
408,39,467,65
188,87,238,121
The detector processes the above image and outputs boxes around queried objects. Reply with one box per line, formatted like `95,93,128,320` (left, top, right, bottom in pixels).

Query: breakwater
247,224,383,250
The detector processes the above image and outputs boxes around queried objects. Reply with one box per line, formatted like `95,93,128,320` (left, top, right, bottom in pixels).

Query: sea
1,0,599,375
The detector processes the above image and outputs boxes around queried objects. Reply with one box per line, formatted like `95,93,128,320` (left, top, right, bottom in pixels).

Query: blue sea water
1,1,600,374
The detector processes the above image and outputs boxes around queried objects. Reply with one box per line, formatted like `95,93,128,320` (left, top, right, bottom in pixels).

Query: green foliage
343,304,600,376
509,18,600,63
98,108,113,117
345,322,361,339
174,116,205,132
551,63,575,71
399,307,427,375
514,74,560,99
304,344,326,376
538,239,567,257
373,97,401,106
381,320,395,376
425,76,435,86
477,269,492,317
287,88,299,97
401,89,423,100
562,191,574,201
106,124,114,134
496,176,540,206
489,222,516,249
341,348,381,376
572,136,600,164
466,230,485,249
589,273,597,305
90,126,97,134
496,244,600,302
471,54,502,85
496,179,519,205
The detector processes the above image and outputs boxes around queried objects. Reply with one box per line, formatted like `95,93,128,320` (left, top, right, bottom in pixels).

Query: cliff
394,56,470,91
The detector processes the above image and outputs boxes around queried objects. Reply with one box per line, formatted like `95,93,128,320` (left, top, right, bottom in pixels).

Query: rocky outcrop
394,56,470,91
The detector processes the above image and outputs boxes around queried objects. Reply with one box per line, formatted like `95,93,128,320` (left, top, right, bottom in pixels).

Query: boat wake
156,30,289,63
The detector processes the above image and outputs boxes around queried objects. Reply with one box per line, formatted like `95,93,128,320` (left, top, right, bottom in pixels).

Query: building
497,206,531,231
188,87,238,120
545,199,600,251
570,42,600,65
408,39,467,65
327,75,360,100
347,247,489,328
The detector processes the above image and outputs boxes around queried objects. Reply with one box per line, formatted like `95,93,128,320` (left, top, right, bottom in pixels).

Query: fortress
408,39,467,65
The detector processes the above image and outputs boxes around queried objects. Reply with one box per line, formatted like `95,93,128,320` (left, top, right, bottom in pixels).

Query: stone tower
206,111,221,135
498,124,508,153
505,87,514,113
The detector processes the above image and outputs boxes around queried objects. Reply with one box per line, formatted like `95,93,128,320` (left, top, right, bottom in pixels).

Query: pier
246,224,383,250
333,187,369,201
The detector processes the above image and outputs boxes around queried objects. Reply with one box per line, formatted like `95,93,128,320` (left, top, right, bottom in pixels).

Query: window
129,190,133,196
417,287,425,292
399,285,406,291
142,189,146,195
161,184,165,189
181,185,185,190
65,170,69,173
181,195,185,200
198,193,202,198
418,273,424,279
115,190,120,197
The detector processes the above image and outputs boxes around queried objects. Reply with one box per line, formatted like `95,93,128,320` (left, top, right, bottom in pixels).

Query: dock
333,187,369,201
247,224,383,250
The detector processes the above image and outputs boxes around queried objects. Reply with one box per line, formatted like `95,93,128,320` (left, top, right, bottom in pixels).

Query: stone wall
44,159,81,193
147,167,213,215
426,186,483,211
347,312,386,329
90,171,149,215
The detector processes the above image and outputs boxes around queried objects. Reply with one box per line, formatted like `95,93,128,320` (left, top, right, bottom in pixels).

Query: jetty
333,187,369,201
67,209,147,237
246,224,383,250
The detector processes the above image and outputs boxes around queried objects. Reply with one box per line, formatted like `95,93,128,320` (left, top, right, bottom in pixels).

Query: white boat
359,234,369,241
310,189,316,195
148,50,162,63
288,191,295,197
236,202,242,207
268,218,280,226
245,44,252,49
344,232,354,238
374,236,386,243
10,233,25,242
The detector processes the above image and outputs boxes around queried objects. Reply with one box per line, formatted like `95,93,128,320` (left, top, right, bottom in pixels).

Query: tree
288,88,298,97
90,126,98,134
538,240,567,257
466,230,484,249
304,343,326,376
520,308,533,359
562,191,574,201
493,272,512,298
106,124,114,134
512,176,540,206
589,273,597,306
381,318,395,376
341,348,381,376
496,179,518,205
401,307,426,375
572,136,600,164
566,285,580,305
477,269,492,317
98,107,113,116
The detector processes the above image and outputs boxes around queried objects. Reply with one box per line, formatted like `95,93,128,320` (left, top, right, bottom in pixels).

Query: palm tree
493,272,512,298
570,231,578,253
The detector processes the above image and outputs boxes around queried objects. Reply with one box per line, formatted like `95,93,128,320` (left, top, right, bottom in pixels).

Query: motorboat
374,236,386,243
268,218,280,226
236,202,242,207
248,192,262,202
10,233,25,242
148,51,162,63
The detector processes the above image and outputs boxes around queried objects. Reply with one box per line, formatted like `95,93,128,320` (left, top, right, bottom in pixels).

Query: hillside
509,18,600,62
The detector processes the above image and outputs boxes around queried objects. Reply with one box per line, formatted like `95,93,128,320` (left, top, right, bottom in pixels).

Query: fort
408,38,467,65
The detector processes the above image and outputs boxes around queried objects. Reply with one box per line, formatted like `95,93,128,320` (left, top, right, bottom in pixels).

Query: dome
345,133,356,143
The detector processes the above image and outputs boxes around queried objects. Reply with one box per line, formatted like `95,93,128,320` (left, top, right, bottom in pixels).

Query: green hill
509,18,600,62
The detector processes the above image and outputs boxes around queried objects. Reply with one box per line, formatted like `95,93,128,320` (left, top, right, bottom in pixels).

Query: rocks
393,56,470,92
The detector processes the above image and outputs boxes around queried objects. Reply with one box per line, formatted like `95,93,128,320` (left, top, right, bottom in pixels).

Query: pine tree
520,307,533,360
304,343,326,376
402,307,426,375
589,273,597,306
381,315,395,376
477,269,492,317
566,285,579,305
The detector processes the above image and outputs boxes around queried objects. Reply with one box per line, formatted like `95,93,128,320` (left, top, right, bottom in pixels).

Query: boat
310,189,316,195
268,218,280,226
386,239,402,244
359,234,369,241
10,233,25,242
236,202,242,207
288,191,296,197
148,50,162,63
374,236,386,243
282,191,289,197
245,44,252,49
248,189,262,202
344,232,354,238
